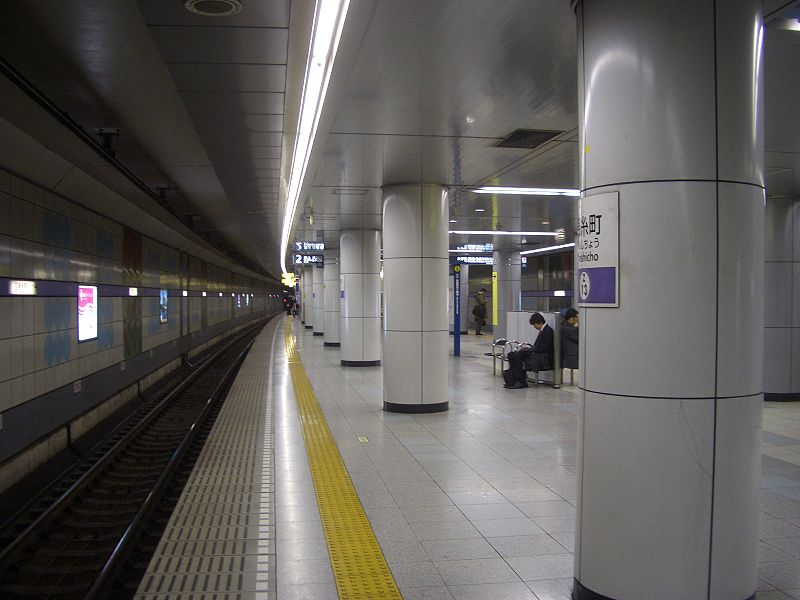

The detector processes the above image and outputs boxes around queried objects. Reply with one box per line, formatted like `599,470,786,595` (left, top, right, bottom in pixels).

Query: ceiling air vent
493,129,562,149
184,0,242,17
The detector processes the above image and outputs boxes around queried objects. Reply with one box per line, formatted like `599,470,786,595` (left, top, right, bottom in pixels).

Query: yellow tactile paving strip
284,325,402,599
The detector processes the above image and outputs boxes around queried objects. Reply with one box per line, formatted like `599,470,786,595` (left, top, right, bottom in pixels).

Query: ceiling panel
137,0,291,28
190,114,284,133
167,64,287,93
149,27,288,64
180,91,285,115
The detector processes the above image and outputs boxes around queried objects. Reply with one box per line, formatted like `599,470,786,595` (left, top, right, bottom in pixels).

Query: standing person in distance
472,288,487,336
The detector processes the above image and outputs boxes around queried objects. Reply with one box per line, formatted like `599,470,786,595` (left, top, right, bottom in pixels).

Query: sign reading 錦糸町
577,191,619,308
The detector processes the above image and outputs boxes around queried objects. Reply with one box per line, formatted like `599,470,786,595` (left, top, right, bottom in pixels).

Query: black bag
502,368,516,387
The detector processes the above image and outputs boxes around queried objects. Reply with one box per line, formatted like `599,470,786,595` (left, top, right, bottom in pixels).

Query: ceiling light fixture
280,0,351,275
184,0,242,17
473,186,580,197
449,230,559,237
449,219,458,223
474,208,485,212
520,242,576,255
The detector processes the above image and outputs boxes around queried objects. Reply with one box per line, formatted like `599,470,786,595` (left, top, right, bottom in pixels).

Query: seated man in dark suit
505,312,554,389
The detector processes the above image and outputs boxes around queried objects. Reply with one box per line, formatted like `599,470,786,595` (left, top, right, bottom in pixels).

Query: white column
339,230,381,366
323,249,341,347
312,264,324,336
492,250,521,340
383,184,449,412
572,2,764,599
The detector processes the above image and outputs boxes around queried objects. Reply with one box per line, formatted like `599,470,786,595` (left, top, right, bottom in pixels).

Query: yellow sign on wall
491,271,498,325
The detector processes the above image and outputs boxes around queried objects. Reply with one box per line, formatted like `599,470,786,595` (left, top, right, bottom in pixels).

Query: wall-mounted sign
295,241,325,252
295,254,323,265
577,191,619,307
9,280,36,295
78,284,98,342
159,289,168,323
454,256,527,266
455,243,494,252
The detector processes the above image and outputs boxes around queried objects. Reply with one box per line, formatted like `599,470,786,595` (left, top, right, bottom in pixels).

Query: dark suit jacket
560,322,579,369
524,323,554,371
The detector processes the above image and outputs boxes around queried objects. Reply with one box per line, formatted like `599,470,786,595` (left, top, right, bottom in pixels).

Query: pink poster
78,285,98,341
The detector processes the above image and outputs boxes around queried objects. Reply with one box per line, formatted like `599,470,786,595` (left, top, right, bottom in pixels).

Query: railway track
0,323,264,599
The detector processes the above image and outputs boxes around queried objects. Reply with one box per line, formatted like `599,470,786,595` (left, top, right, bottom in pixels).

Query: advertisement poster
78,284,98,341
159,289,168,323
577,191,620,308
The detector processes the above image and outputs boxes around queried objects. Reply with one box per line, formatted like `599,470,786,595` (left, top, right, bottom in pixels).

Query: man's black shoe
509,382,528,389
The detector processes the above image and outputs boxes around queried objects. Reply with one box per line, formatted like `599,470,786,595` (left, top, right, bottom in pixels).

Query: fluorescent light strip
473,186,580,196
520,242,576,255
448,249,490,253
449,230,559,237
280,0,351,275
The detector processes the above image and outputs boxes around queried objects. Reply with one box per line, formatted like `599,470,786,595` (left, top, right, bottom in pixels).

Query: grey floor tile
389,560,446,587
448,490,509,505
401,505,469,523
422,538,500,561
531,515,576,534
487,534,571,558
279,537,330,560
472,518,546,538
400,586,456,600
410,520,483,541
516,500,575,518
380,539,430,563
459,502,527,521
525,578,575,600
507,554,575,582
434,558,521,586
278,583,340,600
449,581,538,600
276,558,335,585
764,537,800,559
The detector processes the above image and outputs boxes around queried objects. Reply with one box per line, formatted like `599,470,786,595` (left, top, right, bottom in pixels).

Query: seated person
560,308,579,369
505,313,554,389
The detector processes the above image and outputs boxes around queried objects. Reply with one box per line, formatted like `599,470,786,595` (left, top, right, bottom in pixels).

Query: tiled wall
0,171,126,411
0,167,279,416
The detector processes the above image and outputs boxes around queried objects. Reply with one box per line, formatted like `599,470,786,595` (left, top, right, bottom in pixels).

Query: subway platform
135,315,800,600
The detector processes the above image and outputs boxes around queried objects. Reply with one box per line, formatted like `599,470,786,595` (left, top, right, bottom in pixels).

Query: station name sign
577,191,619,308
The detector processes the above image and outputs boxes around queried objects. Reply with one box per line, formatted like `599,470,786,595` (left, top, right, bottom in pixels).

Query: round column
492,250,521,340
573,2,764,600
323,249,341,347
312,264,324,336
764,197,800,401
339,230,381,366
383,184,449,412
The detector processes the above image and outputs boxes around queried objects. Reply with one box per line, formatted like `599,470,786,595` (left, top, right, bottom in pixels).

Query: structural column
492,249,521,340
323,249,341,347
764,196,800,401
382,184,449,412
339,230,381,366
312,263,324,336
572,2,764,600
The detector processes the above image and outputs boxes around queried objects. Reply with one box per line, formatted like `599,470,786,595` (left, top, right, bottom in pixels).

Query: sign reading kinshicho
577,191,619,308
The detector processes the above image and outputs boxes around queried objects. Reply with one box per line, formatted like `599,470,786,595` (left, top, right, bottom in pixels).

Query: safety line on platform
284,324,401,599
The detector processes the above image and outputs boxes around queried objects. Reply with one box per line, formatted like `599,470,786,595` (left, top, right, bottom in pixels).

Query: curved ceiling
0,0,797,278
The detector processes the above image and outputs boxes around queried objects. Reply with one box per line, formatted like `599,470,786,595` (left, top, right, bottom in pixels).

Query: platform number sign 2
577,192,619,308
